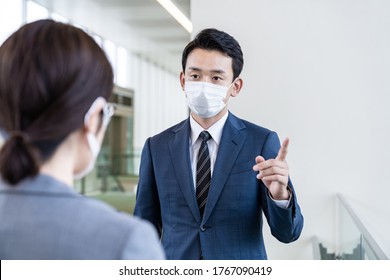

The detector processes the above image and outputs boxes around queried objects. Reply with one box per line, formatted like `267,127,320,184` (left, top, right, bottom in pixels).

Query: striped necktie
196,131,212,218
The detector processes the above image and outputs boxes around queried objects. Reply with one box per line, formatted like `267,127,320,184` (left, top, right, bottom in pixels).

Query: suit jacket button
200,225,206,232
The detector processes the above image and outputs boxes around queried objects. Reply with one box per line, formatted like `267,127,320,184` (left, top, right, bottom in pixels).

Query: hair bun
0,131,40,185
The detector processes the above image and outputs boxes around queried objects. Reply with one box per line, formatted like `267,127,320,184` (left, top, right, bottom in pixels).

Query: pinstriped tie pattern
196,131,212,218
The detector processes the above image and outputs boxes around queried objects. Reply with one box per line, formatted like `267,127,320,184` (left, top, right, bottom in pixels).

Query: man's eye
190,74,200,79
213,76,222,80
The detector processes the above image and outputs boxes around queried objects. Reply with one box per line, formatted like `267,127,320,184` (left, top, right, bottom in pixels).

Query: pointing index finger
276,137,289,161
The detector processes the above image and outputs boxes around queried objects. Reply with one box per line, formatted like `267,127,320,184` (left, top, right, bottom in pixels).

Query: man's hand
253,138,290,200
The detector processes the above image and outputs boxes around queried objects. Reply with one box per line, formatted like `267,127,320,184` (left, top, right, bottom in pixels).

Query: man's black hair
181,28,244,80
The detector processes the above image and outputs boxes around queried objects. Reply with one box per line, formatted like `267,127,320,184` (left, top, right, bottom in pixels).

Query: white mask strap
84,97,107,126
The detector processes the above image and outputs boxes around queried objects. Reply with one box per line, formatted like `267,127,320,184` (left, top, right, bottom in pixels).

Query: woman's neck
39,136,76,188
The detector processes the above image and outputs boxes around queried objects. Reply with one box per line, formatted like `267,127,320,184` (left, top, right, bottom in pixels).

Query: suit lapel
203,113,247,222
168,119,201,223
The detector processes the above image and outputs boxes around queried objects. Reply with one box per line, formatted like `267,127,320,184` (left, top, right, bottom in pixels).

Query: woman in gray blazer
0,19,165,260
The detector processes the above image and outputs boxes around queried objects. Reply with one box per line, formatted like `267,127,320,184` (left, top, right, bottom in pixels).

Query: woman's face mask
73,132,100,180
74,97,114,180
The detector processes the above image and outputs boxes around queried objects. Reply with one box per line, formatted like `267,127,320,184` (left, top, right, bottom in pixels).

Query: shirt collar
190,111,229,146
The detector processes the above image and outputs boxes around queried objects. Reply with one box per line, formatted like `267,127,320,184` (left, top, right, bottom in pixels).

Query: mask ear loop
83,97,107,127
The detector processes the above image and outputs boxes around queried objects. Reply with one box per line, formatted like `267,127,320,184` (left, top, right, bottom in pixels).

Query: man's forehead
186,49,233,73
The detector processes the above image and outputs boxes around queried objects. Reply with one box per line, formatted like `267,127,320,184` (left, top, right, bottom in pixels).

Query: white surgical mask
74,97,107,180
73,132,101,180
184,81,233,118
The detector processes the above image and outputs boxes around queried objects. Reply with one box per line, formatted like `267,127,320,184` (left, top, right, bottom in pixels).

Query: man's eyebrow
210,69,226,74
187,67,201,71
187,67,226,74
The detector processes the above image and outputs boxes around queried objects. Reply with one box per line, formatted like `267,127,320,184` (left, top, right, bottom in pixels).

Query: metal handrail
337,194,388,260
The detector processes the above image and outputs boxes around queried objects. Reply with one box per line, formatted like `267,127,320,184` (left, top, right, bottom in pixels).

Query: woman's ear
83,97,106,135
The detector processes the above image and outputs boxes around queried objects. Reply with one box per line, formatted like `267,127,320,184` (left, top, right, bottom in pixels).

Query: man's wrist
269,186,291,200
268,187,292,209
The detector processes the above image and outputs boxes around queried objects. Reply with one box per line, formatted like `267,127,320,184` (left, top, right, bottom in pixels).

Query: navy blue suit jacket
134,112,303,259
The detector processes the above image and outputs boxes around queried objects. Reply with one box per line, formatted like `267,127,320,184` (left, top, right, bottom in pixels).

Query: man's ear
180,72,186,91
231,77,243,97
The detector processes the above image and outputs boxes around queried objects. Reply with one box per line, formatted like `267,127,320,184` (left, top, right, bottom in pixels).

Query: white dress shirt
189,112,290,209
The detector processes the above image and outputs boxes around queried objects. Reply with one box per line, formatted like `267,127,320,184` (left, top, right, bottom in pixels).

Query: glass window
103,39,117,80
116,46,128,88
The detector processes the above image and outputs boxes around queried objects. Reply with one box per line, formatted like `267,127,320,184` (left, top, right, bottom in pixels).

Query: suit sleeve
133,138,163,237
259,131,304,243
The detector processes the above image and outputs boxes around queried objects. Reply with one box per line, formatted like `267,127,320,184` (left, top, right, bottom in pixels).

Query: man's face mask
184,81,234,118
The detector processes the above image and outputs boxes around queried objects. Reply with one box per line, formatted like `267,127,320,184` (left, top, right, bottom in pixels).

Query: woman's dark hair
0,19,113,185
181,28,244,80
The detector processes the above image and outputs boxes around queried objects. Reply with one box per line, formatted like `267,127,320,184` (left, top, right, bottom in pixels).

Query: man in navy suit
134,28,304,260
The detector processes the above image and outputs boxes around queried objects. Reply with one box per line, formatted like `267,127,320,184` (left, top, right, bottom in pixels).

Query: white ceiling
33,0,191,72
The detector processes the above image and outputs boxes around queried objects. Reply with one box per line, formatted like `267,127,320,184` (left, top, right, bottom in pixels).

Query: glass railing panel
337,194,388,260
339,198,363,259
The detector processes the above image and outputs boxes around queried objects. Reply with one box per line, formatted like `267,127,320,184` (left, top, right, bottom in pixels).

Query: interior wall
191,0,390,259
